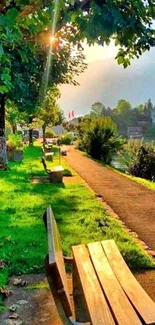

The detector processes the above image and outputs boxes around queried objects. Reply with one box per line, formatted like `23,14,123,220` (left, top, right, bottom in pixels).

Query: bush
78,117,124,163
121,139,155,180
7,134,25,152
17,130,23,136
45,130,55,138
60,134,73,145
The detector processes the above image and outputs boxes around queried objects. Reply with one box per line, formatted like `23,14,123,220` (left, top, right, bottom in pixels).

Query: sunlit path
65,146,155,252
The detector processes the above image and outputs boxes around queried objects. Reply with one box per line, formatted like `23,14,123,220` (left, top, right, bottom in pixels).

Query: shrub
17,130,23,136
121,139,155,180
45,130,55,138
60,134,73,145
7,134,25,152
78,117,124,163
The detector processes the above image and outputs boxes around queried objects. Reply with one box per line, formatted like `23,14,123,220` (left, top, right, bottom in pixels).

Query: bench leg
69,317,90,325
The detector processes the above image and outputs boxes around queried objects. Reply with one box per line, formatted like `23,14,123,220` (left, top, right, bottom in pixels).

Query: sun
50,36,56,44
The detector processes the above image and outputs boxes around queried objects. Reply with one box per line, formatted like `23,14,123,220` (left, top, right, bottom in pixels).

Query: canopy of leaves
0,0,86,115
61,0,155,67
37,86,63,129
6,100,26,132
0,0,155,99
90,102,109,117
115,99,132,114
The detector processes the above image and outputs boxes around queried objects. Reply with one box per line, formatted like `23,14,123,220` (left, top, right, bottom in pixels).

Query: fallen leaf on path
9,313,19,319
9,304,18,312
6,320,23,325
17,299,28,305
12,279,28,286
12,279,22,286
0,260,5,269
0,286,12,297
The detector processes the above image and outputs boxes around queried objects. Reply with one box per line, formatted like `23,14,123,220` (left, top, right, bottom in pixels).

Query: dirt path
65,147,155,251
1,271,155,324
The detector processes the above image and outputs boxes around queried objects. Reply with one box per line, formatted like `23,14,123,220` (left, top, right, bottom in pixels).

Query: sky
59,41,155,118
83,42,117,62
59,42,119,116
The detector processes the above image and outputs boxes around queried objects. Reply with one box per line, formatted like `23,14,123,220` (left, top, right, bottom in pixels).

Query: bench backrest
43,205,72,318
41,157,48,173
41,146,45,154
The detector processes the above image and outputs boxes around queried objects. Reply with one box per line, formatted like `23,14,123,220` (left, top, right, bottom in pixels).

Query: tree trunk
29,128,33,146
0,94,8,170
12,124,17,134
29,116,33,146
42,125,46,141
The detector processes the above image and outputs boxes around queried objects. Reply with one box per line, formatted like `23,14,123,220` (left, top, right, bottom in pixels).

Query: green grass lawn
0,144,154,309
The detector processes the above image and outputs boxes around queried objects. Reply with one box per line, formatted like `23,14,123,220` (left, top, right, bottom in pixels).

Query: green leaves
0,85,9,94
0,0,155,108
0,44,4,57
0,67,12,91
6,8,19,24
63,0,155,65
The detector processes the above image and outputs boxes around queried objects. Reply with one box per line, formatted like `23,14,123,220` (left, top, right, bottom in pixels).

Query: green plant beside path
7,134,25,152
115,168,155,192
96,157,155,192
0,144,154,310
78,117,124,163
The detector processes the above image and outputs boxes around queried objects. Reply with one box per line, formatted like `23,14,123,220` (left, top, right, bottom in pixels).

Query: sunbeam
39,0,60,104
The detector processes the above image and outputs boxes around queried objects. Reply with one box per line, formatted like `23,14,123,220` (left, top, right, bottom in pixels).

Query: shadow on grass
63,169,72,176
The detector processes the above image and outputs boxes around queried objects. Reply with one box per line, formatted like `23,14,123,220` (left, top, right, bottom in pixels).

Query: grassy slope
101,162,155,191
117,172,155,191
0,144,154,308
84,150,155,192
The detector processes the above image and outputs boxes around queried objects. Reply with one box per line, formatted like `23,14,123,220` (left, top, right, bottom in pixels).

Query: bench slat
45,206,72,317
102,240,155,325
88,242,142,325
72,244,116,325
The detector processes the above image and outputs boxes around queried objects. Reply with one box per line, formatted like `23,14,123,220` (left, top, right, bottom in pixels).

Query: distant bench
41,157,64,183
43,205,155,325
42,147,54,161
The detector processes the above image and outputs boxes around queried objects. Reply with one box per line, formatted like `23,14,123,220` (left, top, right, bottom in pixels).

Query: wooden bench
42,146,54,161
41,157,64,183
43,143,53,153
43,205,155,325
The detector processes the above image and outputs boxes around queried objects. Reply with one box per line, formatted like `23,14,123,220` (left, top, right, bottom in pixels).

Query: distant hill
59,48,155,117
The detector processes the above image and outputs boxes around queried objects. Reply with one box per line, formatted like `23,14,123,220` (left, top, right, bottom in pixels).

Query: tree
6,101,26,134
136,104,145,114
1,0,155,167
0,2,86,167
115,100,132,114
112,100,132,136
37,86,62,140
144,99,153,121
90,102,108,117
